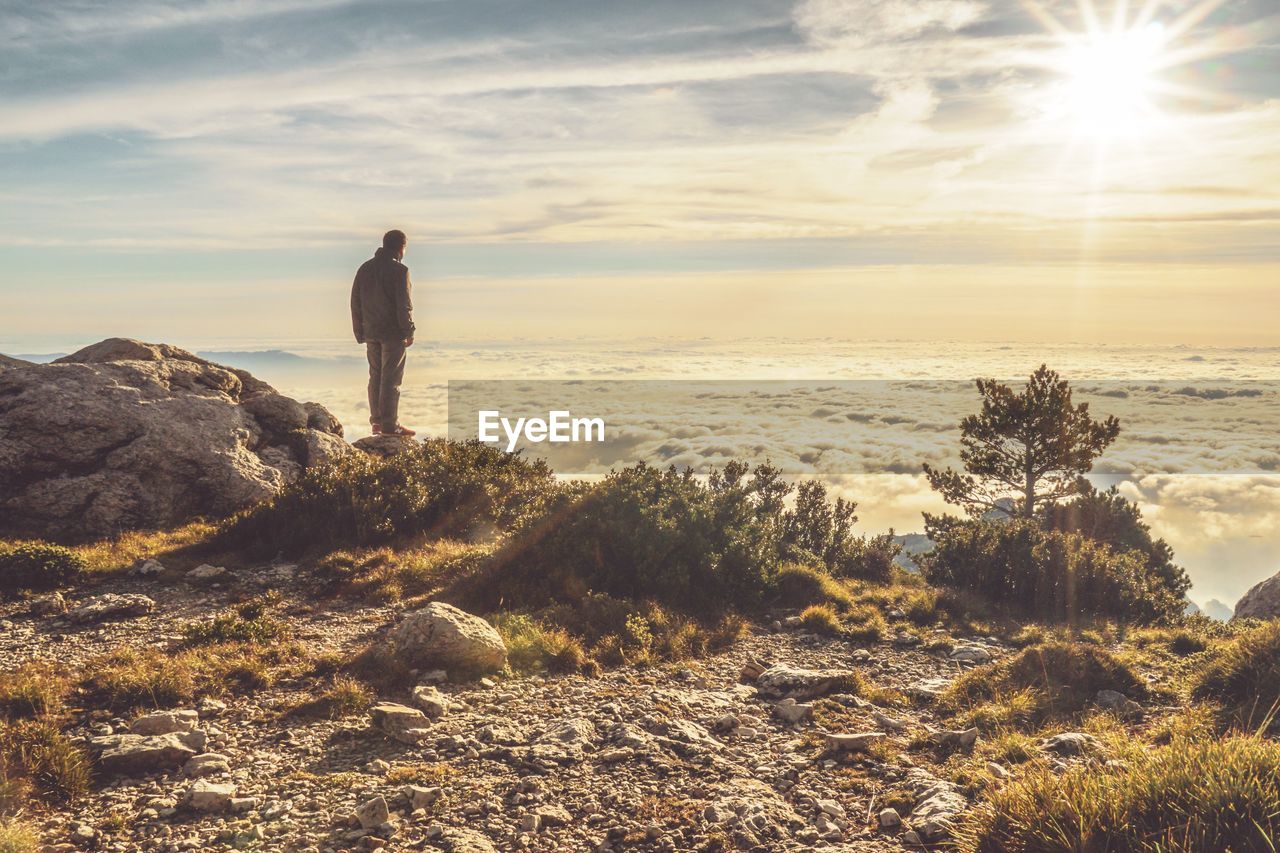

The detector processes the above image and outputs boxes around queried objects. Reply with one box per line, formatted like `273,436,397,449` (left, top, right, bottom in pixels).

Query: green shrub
494,613,587,675
218,438,558,555
829,532,902,583
1192,621,1280,731
920,517,1184,623
960,734,1280,852
1041,485,1190,604
942,641,1146,728
183,592,287,645
0,543,84,595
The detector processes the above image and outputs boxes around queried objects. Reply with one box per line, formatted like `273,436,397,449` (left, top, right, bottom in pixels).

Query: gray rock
904,768,968,841
352,434,417,458
185,781,236,813
1096,689,1142,716
1234,571,1280,621
1041,732,1101,755
0,338,346,538
369,702,432,744
403,785,441,811
411,684,449,718
185,564,227,583
434,827,498,852
90,730,207,774
878,807,901,828
183,753,231,778
131,709,199,735
773,698,814,725
67,593,155,623
355,795,389,830
129,559,165,577
823,731,884,752
948,644,993,664
754,664,859,699
931,727,980,750
387,602,507,675
871,710,908,732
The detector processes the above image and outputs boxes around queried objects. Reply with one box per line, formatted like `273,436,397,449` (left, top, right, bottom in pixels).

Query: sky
2,0,1278,344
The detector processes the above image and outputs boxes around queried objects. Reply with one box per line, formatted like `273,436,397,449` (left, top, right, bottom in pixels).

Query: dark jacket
351,247,415,343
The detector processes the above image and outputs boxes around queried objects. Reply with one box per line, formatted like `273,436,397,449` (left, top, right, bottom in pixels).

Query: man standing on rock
351,229,416,437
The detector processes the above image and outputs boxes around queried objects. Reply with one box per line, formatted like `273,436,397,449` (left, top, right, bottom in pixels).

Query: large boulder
388,602,507,675
0,338,349,539
1234,571,1280,621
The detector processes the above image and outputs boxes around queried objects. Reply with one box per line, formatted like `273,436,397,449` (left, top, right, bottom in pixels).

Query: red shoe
385,425,416,437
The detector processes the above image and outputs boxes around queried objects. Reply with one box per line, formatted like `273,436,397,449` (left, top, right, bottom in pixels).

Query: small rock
355,796,390,830
369,702,432,745
773,698,814,725
932,727,980,750
823,732,885,752
1041,732,1101,756
879,807,901,828
186,781,236,813
411,684,449,718
871,710,908,732
518,814,540,833
403,785,441,811
67,593,155,623
30,591,68,615
131,709,199,735
986,761,1009,780
130,558,165,577
755,664,859,699
739,657,769,681
183,752,231,777
948,644,993,665
1096,689,1142,716
186,563,227,583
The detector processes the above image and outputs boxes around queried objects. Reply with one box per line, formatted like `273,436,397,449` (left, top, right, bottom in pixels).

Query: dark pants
366,340,407,429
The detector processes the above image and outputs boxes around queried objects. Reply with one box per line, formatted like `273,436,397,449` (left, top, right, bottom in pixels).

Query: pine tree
924,365,1120,518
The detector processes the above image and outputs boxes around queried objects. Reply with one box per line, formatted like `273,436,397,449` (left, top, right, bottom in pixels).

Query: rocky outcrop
387,602,507,675
0,338,348,539
1234,571,1280,621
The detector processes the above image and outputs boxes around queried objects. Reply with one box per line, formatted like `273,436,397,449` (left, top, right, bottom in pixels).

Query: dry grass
494,613,588,675
67,521,219,574
959,733,1280,852
0,719,89,808
284,675,374,720
81,641,311,712
0,818,39,853
797,604,842,635
315,540,492,604
0,662,70,721
385,762,455,786
1192,620,1280,732
941,641,1147,731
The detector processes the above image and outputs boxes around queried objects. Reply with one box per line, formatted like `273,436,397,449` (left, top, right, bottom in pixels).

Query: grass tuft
1191,620,1280,732
959,734,1280,852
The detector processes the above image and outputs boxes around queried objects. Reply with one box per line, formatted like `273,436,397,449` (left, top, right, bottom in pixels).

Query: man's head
382,229,408,260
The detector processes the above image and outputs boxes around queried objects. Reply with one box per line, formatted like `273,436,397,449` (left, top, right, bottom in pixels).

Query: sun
1062,23,1166,138
1026,0,1238,145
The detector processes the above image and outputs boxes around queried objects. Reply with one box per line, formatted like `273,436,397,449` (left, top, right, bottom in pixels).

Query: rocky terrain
0,339,346,540
0,557,1033,852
